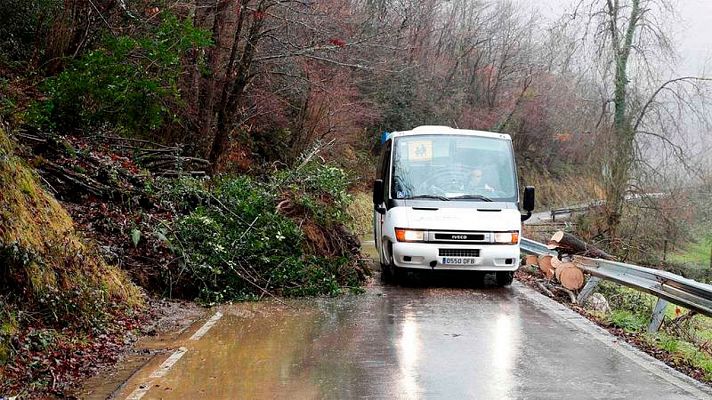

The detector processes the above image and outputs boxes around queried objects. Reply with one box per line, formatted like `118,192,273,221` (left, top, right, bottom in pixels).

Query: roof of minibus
389,126,511,141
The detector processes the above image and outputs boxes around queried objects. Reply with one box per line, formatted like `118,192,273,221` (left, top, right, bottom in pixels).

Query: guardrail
548,194,668,222
550,205,591,221
520,237,712,332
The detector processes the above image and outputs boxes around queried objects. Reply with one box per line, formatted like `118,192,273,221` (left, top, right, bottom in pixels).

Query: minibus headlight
494,232,519,244
395,228,426,242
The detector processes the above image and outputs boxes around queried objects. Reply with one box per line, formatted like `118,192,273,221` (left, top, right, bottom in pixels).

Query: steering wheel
418,168,466,194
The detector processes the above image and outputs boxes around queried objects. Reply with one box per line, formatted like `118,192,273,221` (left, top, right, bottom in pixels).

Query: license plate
442,257,479,265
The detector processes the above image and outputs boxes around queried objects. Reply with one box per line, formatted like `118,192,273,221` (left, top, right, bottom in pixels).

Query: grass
669,234,712,268
586,281,712,381
518,168,604,211
610,309,647,332
643,332,712,380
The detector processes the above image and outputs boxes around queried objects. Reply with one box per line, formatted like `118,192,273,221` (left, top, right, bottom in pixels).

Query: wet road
109,276,711,400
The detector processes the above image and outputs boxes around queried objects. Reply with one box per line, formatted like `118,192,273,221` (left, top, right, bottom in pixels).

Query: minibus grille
439,249,480,257
434,233,485,241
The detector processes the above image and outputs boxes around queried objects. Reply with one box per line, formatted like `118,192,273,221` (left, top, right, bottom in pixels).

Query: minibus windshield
391,134,517,202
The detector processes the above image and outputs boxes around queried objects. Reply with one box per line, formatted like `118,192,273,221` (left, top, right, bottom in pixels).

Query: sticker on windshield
408,141,433,161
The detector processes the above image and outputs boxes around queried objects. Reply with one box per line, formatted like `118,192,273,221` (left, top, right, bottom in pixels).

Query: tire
380,262,395,283
392,265,404,283
380,242,399,284
495,271,514,286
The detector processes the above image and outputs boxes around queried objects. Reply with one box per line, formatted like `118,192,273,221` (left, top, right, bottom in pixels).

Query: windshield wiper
405,195,450,201
448,194,493,202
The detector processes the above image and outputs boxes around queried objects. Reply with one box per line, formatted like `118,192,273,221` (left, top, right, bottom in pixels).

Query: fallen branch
557,286,577,304
536,281,556,298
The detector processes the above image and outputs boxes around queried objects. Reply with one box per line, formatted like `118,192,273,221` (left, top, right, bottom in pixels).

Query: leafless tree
567,0,712,239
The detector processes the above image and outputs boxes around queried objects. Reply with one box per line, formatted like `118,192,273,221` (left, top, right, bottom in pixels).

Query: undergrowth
589,281,712,381
160,159,369,304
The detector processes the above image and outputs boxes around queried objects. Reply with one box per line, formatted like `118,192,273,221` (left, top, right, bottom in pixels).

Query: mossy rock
0,127,143,328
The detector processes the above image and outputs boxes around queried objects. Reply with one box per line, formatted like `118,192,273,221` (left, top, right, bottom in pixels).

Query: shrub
168,162,367,303
0,0,62,65
28,12,211,135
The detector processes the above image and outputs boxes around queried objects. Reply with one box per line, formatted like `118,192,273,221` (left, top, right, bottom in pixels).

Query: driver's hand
484,184,495,192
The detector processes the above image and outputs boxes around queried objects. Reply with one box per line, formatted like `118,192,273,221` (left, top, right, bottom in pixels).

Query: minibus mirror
523,186,535,212
373,179,384,207
521,186,535,221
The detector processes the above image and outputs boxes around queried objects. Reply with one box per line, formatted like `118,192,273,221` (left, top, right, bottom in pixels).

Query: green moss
0,309,17,364
0,127,144,330
0,129,12,156
0,342,9,364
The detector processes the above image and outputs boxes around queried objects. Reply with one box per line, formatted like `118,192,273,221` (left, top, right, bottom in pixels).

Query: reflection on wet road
114,280,707,399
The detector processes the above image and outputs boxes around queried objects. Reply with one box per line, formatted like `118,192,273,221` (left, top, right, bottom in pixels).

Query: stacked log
538,254,555,280
553,261,584,291
522,231,606,291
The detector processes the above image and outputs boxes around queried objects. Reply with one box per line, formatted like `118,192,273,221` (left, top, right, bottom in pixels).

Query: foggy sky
518,0,712,76
515,0,712,174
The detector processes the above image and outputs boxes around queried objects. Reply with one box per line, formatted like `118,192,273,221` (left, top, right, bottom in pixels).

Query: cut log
550,256,566,271
548,231,615,260
525,255,539,266
554,261,574,280
556,264,585,290
538,254,554,279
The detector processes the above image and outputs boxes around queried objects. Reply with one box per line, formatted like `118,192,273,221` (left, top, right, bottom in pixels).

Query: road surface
99,272,711,400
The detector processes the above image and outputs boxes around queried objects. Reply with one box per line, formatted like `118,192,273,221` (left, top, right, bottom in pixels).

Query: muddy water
110,283,702,400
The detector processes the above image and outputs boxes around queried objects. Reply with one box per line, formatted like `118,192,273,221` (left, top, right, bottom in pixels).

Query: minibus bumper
391,242,520,271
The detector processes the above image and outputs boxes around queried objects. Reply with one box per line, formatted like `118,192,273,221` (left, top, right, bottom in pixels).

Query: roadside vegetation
593,282,712,382
163,158,369,302
0,127,144,395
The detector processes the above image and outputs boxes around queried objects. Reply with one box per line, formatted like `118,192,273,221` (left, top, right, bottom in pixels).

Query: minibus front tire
380,262,394,282
495,271,514,286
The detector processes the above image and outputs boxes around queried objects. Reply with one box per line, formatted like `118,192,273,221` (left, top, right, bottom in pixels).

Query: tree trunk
209,1,264,165
603,0,641,240
548,231,615,260
556,264,585,291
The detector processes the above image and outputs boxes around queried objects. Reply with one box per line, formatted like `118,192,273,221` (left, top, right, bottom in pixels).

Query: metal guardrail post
577,276,601,304
648,298,669,333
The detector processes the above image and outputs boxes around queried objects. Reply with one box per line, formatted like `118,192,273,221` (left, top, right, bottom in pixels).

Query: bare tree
570,0,712,239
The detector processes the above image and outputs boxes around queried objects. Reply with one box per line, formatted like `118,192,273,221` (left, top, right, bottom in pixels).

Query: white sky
516,0,712,75
514,0,712,173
